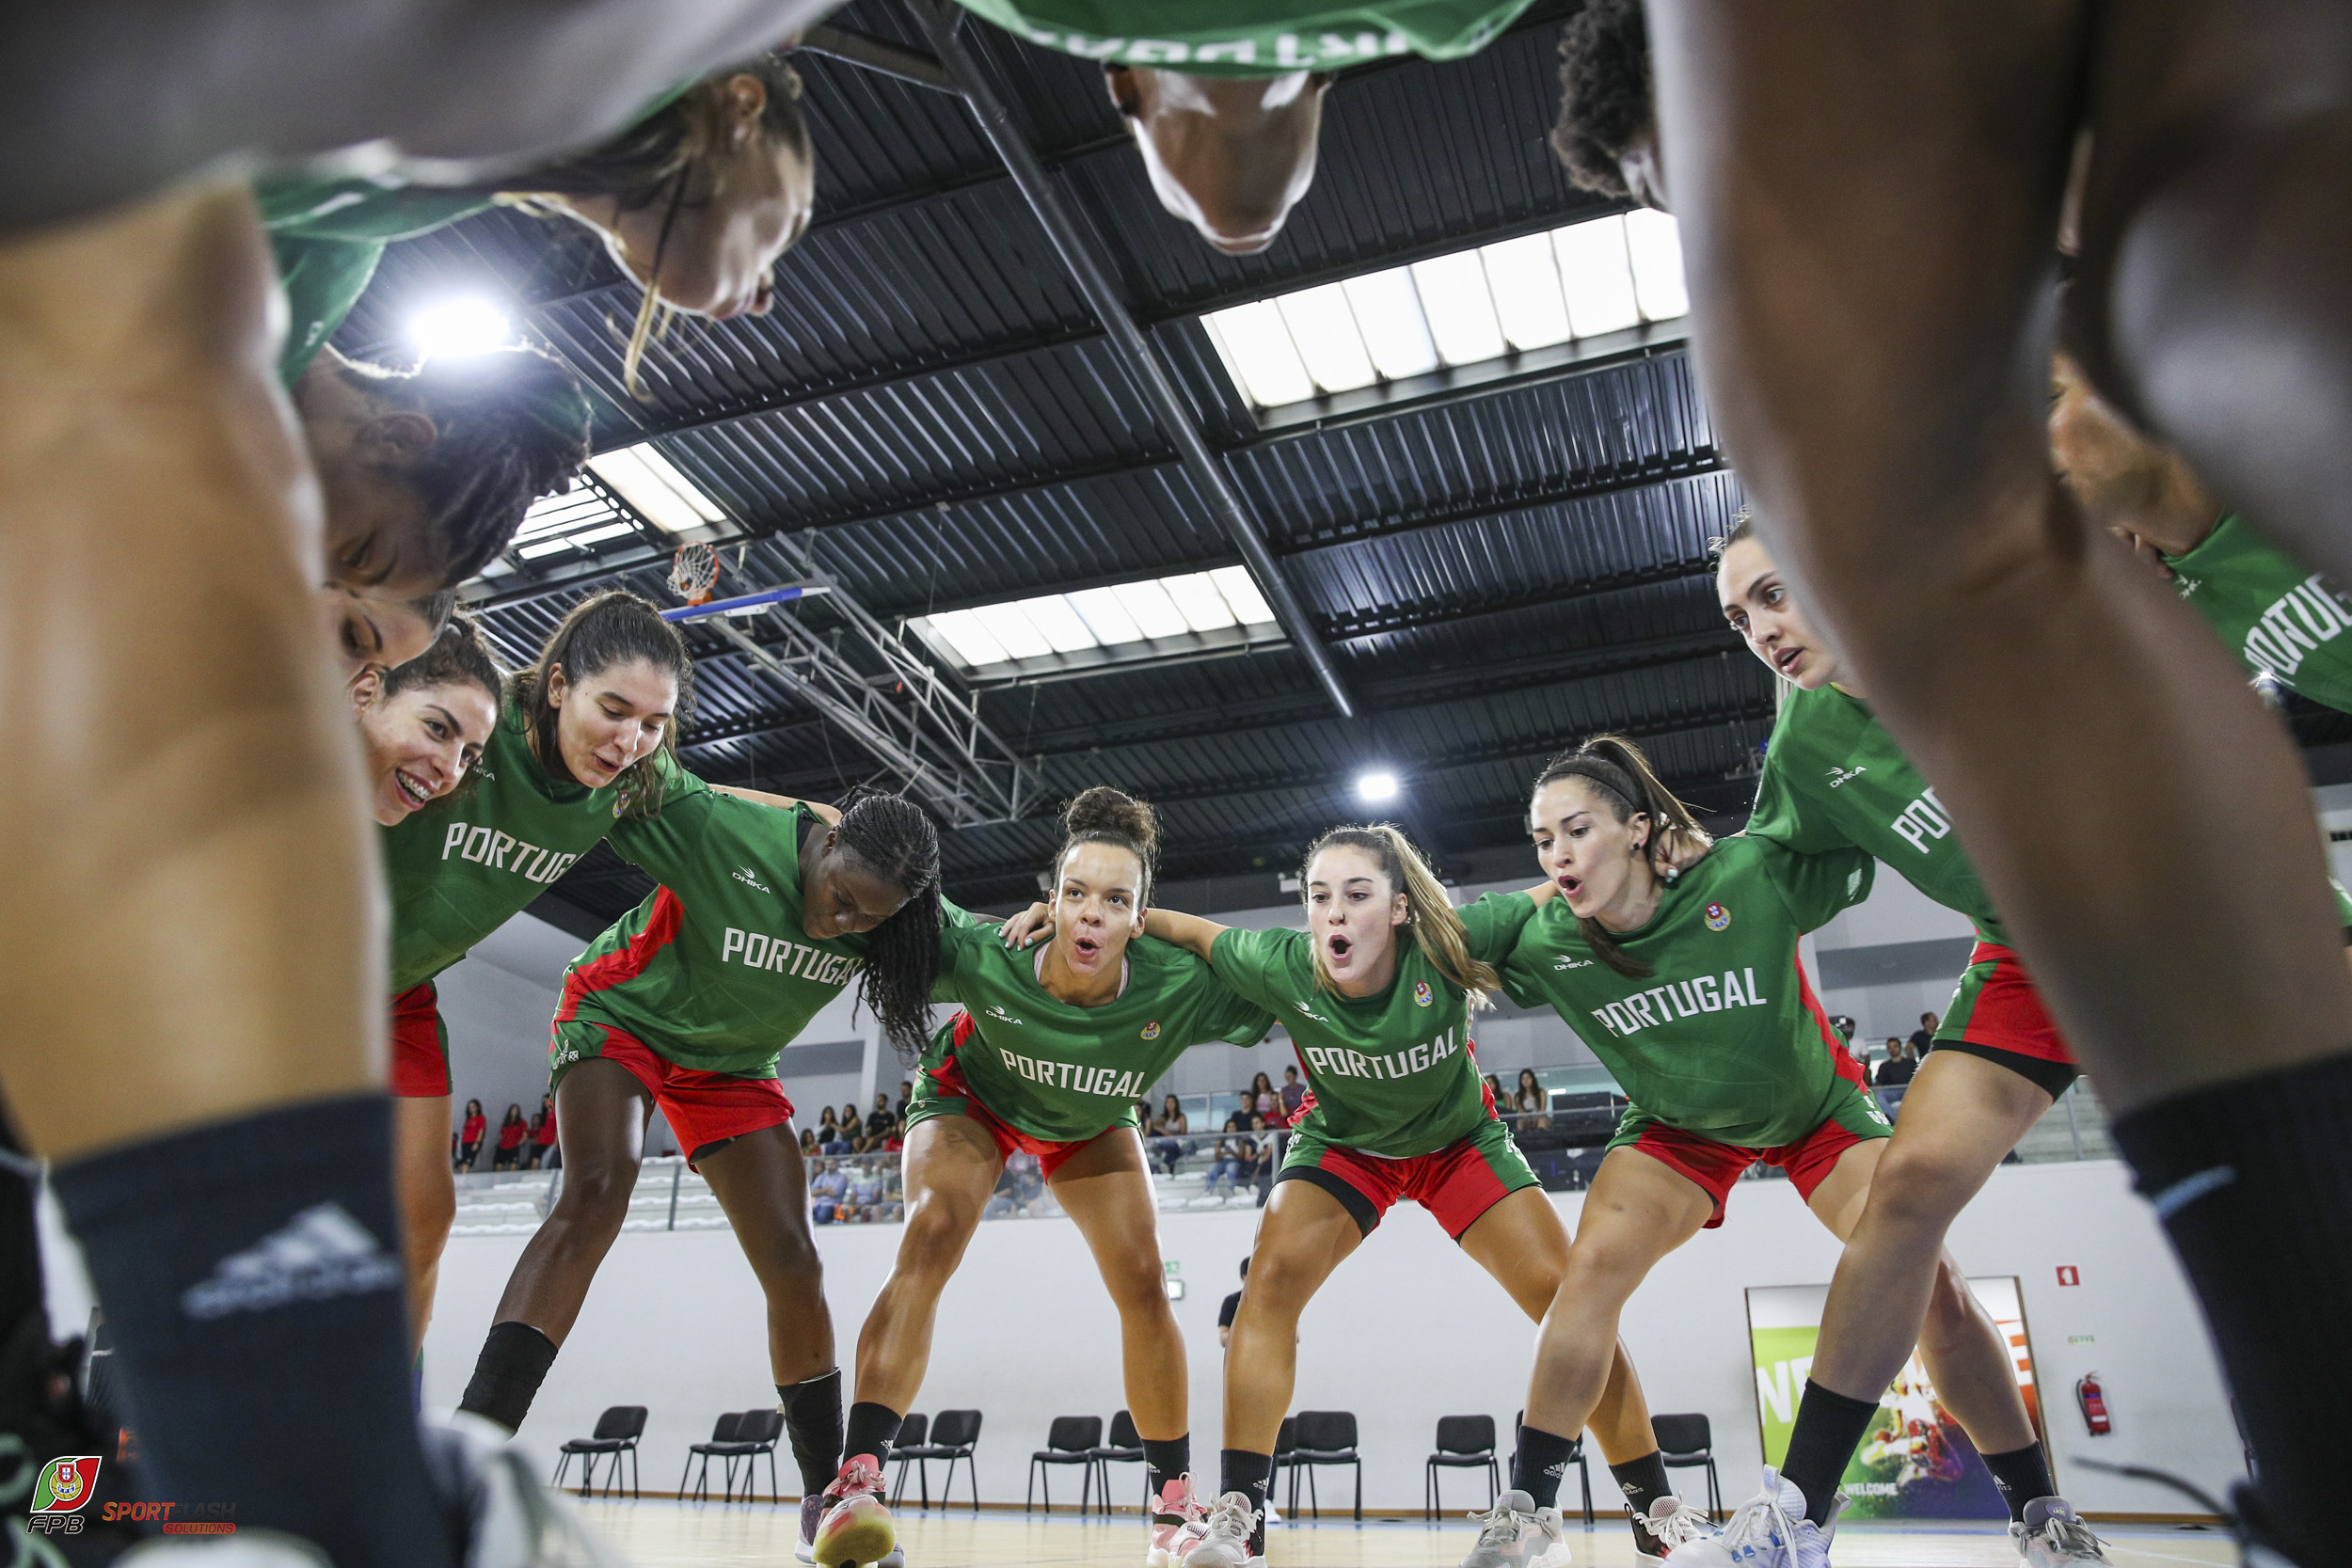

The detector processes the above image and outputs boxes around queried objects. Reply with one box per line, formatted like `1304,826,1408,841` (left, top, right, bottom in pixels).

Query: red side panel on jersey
555,887,684,1022
1794,955,1868,1089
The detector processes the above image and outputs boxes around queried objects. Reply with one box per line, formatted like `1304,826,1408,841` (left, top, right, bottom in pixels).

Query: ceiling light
1356,769,1400,803
409,296,510,358
1409,252,1507,366
586,444,727,534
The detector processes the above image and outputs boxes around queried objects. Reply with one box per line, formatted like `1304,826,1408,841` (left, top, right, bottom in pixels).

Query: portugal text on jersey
1588,970,1769,1038
720,926,864,985
437,819,580,885
1299,1022,1464,1082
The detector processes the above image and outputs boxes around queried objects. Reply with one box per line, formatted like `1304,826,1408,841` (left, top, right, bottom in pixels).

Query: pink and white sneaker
1147,1474,1211,1568
809,1455,900,1568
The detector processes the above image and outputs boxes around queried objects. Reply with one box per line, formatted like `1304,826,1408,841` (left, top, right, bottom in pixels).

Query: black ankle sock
1144,1434,1191,1513
1780,1380,1879,1527
48,1096,453,1568
1611,1449,1671,1521
843,1401,903,1470
779,1370,844,1497
1978,1441,2053,1524
1219,1448,1274,1552
458,1321,557,1433
2112,1053,2352,1568
1512,1424,1581,1511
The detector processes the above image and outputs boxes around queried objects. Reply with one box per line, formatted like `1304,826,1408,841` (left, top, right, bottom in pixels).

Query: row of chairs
1426,1412,1723,1523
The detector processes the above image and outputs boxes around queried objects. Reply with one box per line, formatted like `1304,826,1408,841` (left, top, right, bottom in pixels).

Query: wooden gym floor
577,1499,2241,1567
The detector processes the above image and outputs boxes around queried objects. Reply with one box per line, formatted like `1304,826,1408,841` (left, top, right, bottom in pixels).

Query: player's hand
1652,823,1714,880
2106,524,2177,582
998,900,1052,947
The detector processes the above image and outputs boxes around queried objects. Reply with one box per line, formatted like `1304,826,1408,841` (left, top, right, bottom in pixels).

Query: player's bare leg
396,1091,458,1347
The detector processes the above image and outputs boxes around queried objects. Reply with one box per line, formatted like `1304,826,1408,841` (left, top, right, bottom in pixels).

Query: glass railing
446,1076,2111,1239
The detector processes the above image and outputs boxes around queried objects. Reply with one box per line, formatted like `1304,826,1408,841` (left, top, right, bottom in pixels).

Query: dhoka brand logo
1552,955,1595,971
732,865,772,894
1705,902,1731,931
1294,1000,1331,1024
31,1456,100,1513
1825,764,1867,788
1413,981,1433,1007
1139,1020,1161,1040
1589,970,1769,1038
986,1003,1024,1027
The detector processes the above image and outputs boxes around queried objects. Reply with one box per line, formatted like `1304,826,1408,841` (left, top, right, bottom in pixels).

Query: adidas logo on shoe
181,1203,403,1320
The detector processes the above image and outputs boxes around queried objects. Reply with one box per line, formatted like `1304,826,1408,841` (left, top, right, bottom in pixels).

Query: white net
667,542,720,606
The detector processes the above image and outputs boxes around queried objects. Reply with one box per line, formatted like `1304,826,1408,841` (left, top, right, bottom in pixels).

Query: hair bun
1062,786,1159,857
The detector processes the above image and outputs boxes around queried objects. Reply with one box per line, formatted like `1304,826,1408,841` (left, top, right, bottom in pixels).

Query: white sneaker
1663,1468,1832,1568
1635,1496,1716,1563
1457,1490,1572,1568
812,1455,899,1568
1147,1474,1211,1568
1182,1491,1265,1568
2010,1497,2108,1565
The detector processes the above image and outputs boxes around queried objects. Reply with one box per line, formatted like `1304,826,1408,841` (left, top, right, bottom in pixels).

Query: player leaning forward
831,788,1273,1568
454,778,946,1568
1103,822,1672,1568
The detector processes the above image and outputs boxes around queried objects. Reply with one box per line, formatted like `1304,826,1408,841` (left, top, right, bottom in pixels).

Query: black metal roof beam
799,24,956,91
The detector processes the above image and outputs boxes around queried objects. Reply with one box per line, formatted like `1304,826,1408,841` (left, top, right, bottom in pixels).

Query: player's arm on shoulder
708,782,840,824
1145,907,1228,964
1767,839,1877,931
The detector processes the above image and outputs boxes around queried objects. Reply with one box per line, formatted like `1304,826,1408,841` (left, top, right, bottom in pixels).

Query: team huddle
8,0,2352,1564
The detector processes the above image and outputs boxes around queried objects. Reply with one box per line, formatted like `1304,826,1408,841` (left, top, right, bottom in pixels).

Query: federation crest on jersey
1704,902,1731,931
31,1456,101,1513
1412,980,1433,1007
1140,1021,1161,1040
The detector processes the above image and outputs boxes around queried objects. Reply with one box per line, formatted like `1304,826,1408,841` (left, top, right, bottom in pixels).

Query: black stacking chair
888,1413,930,1507
553,1405,645,1498
1028,1415,1103,1513
895,1408,982,1511
1652,1414,1722,1520
1285,1410,1361,1520
1091,1410,1149,1511
1268,1416,1298,1521
682,1413,744,1503
720,1408,784,1504
1425,1415,1499,1519
1510,1409,1593,1524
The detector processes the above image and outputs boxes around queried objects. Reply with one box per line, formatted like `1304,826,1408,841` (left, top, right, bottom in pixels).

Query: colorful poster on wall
1745,1277,2042,1520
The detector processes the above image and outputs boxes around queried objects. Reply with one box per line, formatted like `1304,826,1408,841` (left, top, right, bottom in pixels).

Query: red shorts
1931,941,2080,1096
389,983,452,1099
1279,1115,1538,1240
563,1023,796,1167
1623,1108,1879,1229
904,1015,1099,1180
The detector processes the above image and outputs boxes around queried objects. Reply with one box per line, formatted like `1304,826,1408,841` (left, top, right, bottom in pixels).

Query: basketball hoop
668,542,720,606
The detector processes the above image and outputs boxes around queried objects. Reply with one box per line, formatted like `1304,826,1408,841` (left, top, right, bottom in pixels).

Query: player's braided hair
512,590,693,817
1531,735,1704,978
1057,787,1161,904
1301,824,1498,1008
334,345,592,587
1549,0,1652,198
833,787,944,1066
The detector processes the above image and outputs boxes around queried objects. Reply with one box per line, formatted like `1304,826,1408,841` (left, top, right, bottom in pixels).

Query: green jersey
927,926,1273,1143
560,793,885,1077
2164,513,2352,714
1207,894,1536,1158
1501,836,1875,1150
383,701,681,994
256,176,494,385
952,0,1534,76
1746,682,2006,944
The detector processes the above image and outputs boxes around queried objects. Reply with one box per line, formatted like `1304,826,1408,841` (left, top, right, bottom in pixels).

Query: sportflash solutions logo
25,1458,233,1536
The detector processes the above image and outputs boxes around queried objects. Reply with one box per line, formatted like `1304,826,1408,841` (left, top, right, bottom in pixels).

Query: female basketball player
381,590,690,1340
349,615,503,827
1064,824,1667,1568
1665,523,2149,1563
830,788,1270,1568
456,781,944,1565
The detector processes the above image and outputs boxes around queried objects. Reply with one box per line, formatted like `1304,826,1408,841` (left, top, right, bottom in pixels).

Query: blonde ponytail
1302,824,1500,1008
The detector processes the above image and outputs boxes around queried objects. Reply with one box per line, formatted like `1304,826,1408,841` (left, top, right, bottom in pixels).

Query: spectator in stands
818,1106,851,1157
799,1125,819,1158
864,1091,897,1148
1876,1038,1918,1088
1911,1012,1940,1059
1279,1064,1305,1117
809,1158,849,1225
839,1101,867,1154
1247,1113,1275,1207
526,1095,557,1170
455,1099,485,1174
1151,1093,1189,1175
846,1164,885,1223
1218,1257,1249,1349
491,1103,527,1172
896,1078,914,1123
1207,1115,1248,1198
1248,1070,1281,1125
1514,1068,1551,1130
1485,1071,1509,1111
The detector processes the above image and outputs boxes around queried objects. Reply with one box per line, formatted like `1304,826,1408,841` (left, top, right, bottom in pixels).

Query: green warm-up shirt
1207,892,1536,1158
256,175,494,385
2165,512,2352,715
1500,835,1875,1150
953,0,1535,74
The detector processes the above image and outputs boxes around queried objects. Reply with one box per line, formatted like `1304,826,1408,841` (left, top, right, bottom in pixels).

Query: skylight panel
1553,216,1643,339
1205,300,1315,408
1625,209,1691,322
1164,572,1240,633
1022,594,1099,655
1110,578,1190,641
1409,251,1508,366
1480,232,1575,352
1209,565,1277,625
1065,586,1144,645
1343,269,1440,380
969,601,1054,661
586,443,727,534
923,609,1009,668
1276,283,1379,394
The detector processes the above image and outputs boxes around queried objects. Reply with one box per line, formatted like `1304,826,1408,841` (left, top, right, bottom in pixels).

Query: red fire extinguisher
2076,1373,2112,1436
